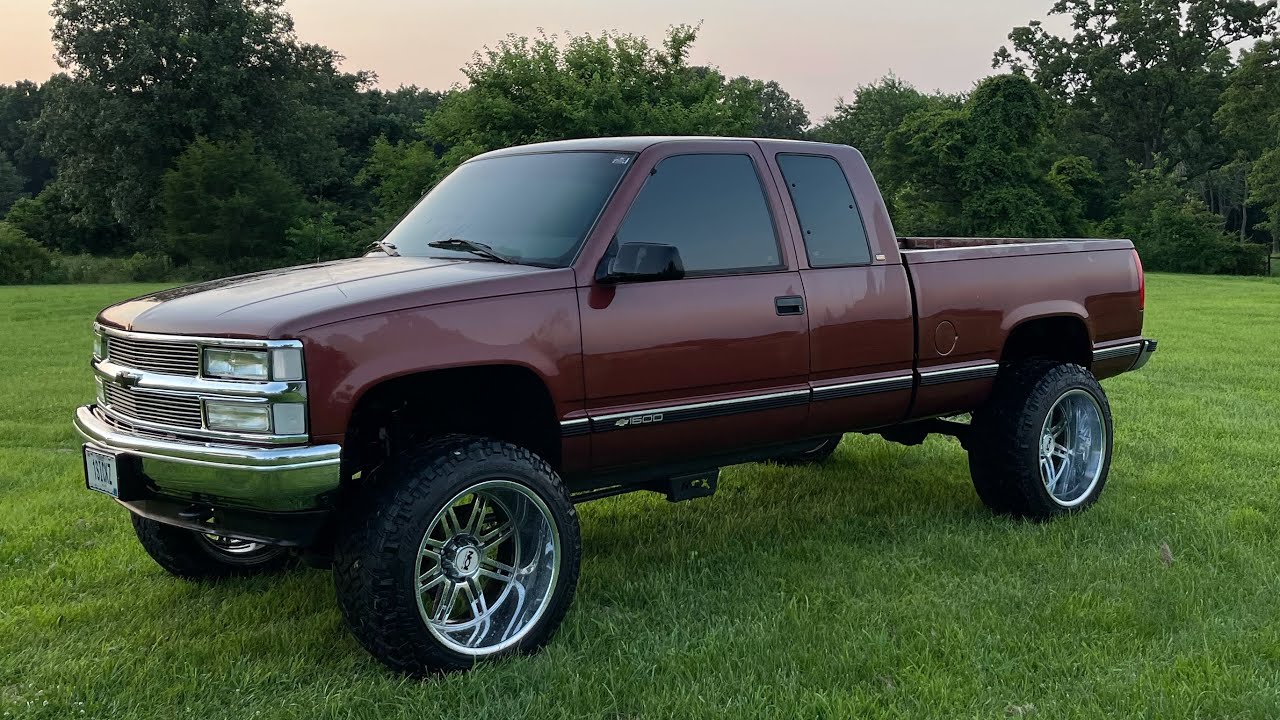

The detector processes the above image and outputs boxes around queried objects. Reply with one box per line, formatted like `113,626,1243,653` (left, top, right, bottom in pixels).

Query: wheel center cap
1041,433,1055,456
452,546,481,578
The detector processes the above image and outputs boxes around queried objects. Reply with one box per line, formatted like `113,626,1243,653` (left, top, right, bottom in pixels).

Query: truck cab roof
470,135,856,161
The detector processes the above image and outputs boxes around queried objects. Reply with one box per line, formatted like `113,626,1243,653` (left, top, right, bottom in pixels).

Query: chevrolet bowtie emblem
114,370,143,387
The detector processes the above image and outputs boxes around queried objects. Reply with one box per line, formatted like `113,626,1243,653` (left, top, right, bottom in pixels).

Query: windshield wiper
427,238,514,264
369,239,400,257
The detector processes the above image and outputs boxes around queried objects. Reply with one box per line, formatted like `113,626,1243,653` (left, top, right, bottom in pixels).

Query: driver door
576,142,811,471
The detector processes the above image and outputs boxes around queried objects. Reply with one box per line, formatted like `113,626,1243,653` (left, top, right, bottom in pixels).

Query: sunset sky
0,0,1069,118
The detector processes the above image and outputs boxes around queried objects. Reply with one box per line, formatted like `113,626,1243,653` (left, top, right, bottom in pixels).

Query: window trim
614,152,788,278
775,152,875,269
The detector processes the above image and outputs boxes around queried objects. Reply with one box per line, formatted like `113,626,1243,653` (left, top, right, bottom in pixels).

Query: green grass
2,275,1280,719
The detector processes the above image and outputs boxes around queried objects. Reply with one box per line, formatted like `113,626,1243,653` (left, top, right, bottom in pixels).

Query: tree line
2,0,1279,284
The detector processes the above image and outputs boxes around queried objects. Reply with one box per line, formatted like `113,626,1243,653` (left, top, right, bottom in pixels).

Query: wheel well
1000,316,1091,368
343,365,561,478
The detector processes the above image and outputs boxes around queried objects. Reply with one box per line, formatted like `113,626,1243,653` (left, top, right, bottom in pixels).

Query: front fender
299,289,584,439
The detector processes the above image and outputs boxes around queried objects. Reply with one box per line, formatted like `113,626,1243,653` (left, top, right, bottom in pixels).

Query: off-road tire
968,361,1113,520
333,436,581,676
131,515,294,580
771,435,843,466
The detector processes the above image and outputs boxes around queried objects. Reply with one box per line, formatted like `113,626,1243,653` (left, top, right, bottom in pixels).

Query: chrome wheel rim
415,479,561,656
1038,389,1107,506
202,535,267,555
197,534,283,564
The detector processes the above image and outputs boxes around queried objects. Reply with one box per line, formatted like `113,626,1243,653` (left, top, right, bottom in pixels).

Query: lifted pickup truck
76,136,1156,675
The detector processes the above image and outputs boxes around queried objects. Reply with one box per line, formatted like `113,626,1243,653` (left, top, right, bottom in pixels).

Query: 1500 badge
614,413,664,428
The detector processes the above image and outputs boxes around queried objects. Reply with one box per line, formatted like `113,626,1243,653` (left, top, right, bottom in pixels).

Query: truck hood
98,256,573,337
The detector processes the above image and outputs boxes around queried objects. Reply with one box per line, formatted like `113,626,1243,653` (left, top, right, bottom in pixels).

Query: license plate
84,446,120,498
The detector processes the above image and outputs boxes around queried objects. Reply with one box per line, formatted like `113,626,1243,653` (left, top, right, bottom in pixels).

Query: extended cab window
777,154,871,267
616,154,780,274
381,151,633,267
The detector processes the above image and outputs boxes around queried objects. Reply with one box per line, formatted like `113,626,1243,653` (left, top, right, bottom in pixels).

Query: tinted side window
777,154,871,267
616,154,780,274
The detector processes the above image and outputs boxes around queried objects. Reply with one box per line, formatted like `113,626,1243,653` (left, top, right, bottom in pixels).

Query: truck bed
894,234,1143,418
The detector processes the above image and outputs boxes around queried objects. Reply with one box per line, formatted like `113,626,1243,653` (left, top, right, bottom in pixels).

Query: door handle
775,295,805,316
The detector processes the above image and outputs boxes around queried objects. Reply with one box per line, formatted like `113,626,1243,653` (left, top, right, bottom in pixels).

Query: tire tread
968,360,1113,520
332,435,581,676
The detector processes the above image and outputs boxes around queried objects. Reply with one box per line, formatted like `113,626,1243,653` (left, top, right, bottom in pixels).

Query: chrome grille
106,336,201,377
102,383,203,429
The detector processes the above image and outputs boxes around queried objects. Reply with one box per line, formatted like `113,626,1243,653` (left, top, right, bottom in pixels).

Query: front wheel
333,436,581,676
968,361,1113,520
131,515,294,580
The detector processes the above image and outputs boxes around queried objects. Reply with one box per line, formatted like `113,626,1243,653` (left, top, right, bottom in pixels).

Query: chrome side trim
590,389,809,433
812,375,913,401
918,363,1000,386
593,389,810,422
1092,341,1143,362
567,364,999,438
559,418,591,437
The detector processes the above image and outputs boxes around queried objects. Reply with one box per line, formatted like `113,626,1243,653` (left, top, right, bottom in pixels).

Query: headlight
203,348,270,381
203,400,307,435
204,401,272,433
92,327,106,360
202,347,304,381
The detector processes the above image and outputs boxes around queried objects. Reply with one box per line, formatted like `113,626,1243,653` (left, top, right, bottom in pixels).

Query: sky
0,0,1070,119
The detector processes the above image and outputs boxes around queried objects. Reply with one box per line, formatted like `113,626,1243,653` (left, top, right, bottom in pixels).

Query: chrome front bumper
74,405,342,512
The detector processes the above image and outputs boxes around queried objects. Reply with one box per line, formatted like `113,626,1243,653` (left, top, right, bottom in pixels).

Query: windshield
381,151,634,267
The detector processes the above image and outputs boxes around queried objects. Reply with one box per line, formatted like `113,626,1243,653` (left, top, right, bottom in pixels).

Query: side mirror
596,242,686,284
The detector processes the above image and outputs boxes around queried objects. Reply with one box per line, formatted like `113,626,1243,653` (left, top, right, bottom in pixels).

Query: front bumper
74,404,342,513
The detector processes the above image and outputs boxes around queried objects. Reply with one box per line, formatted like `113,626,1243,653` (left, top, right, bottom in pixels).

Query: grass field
2,275,1279,719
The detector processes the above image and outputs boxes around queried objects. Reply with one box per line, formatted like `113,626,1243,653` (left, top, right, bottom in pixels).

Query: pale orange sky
0,0,1068,118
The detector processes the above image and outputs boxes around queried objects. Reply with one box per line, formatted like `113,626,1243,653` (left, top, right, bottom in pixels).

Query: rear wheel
333,436,581,676
968,361,1113,519
131,515,293,580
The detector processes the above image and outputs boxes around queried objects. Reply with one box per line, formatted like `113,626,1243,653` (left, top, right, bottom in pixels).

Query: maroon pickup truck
75,136,1156,675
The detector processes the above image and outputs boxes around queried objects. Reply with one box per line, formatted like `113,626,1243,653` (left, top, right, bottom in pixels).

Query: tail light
1133,249,1145,312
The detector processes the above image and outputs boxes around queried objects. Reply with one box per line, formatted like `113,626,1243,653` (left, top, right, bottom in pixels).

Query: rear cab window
776,154,872,267
616,153,782,275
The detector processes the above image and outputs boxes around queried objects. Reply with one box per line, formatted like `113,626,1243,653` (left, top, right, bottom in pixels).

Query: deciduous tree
161,136,304,271
996,0,1278,179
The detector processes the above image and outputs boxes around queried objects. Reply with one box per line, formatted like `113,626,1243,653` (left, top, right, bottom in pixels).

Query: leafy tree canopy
884,74,1081,237
40,0,371,237
1110,160,1268,274
813,75,960,172
360,26,805,223
161,135,304,272
2,1,1275,282
1218,37,1280,252
996,0,1279,177
425,27,773,168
